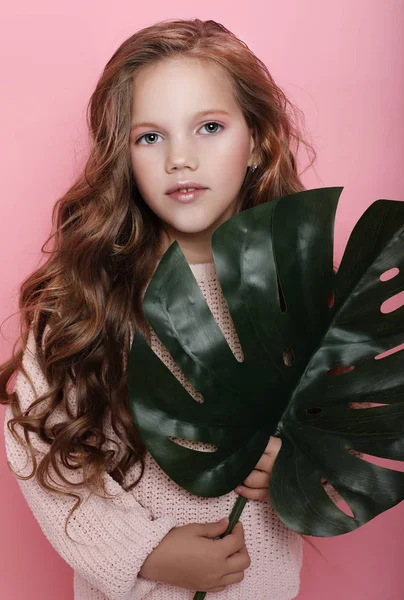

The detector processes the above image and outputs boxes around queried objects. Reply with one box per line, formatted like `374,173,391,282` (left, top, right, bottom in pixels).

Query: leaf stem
192,495,249,600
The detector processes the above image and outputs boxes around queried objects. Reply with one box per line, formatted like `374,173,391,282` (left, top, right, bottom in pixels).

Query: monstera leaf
126,187,404,541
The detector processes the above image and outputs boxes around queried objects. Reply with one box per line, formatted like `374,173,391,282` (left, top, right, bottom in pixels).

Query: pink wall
1,2,403,599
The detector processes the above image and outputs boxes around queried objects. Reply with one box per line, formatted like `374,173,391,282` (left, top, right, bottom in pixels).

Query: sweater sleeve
3,329,177,600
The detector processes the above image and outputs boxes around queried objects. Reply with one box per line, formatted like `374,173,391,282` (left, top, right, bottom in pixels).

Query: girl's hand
139,519,251,593
235,435,282,501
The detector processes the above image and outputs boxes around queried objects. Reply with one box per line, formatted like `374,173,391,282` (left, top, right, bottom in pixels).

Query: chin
173,224,215,235
165,215,221,234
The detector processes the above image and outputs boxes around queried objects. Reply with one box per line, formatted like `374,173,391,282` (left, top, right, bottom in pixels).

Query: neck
159,228,214,264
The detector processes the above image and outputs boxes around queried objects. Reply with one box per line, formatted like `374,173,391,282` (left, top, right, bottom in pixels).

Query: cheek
216,151,249,196
214,134,251,181
130,151,157,196
131,149,148,176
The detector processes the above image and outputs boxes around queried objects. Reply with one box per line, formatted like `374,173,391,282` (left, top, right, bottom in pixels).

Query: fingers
234,436,281,502
243,469,270,488
236,485,270,500
254,453,273,472
219,537,251,589
217,521,245,556
211,524,251,592
207,568,246,592
219,570,245,587
225,544,251,574
235,468,271,500
263,435,282,455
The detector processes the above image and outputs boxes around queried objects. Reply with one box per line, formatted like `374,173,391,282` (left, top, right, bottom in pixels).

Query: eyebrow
130,109,231,132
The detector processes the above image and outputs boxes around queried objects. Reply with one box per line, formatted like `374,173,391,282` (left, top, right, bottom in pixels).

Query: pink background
1,2,403,599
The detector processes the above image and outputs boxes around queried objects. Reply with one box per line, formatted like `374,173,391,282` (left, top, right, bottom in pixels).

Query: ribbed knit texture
3,260,370,600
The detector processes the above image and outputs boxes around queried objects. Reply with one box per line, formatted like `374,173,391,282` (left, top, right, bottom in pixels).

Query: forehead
131,57,238,114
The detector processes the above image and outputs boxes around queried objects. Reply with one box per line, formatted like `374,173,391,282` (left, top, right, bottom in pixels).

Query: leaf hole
277,274,286,313
321,479,355,516
348,401,373,409
380,290,404,314
327,365,355,376
283,347,294,366
306,407,322,415
380,267,400,282
168,436,217,452
375,342,404,360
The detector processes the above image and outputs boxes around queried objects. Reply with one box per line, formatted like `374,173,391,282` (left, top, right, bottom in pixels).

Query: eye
135,132,162,145
134,121,223,145
199,121,223,135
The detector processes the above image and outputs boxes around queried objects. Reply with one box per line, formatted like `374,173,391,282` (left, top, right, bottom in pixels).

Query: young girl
1,17,365,600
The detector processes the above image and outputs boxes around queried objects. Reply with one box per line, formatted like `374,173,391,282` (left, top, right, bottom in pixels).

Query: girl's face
129,57,255,259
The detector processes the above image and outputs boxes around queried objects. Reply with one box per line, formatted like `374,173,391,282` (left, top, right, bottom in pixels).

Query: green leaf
127,187,404,537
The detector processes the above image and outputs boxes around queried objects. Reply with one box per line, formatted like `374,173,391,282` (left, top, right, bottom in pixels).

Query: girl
1,17,362,600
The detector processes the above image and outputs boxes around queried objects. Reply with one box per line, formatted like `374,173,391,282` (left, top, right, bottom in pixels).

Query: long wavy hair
1,18,328,560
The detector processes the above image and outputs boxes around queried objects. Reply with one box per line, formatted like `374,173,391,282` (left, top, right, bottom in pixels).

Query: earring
251,163,258,172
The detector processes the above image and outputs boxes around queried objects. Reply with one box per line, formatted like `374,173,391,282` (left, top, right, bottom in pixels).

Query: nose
166,136,198,173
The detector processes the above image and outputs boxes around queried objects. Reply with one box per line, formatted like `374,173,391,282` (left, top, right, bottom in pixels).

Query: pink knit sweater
4,261,365,600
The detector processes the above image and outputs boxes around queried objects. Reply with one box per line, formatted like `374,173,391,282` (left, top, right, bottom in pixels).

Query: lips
167,188,207,204
166,181,207,195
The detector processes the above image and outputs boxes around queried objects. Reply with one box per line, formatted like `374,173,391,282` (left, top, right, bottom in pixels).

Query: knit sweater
3,261,368,600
